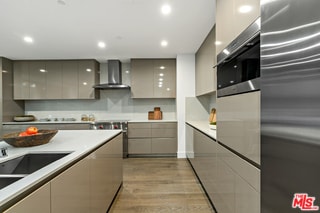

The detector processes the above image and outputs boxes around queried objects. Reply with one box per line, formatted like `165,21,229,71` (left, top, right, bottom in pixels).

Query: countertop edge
186,121,217,140
0,130,122,209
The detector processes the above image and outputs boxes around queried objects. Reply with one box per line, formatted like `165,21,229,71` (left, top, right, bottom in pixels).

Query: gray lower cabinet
4,134,123,213
128,122,177,156
187,124,260,213
4,182,51,213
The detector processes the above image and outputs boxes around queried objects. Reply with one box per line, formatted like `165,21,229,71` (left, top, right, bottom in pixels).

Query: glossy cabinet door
4,182,51,213
131,59,154,98
195,26,216,96
78,60,97,99
90,134,123,212
131,59,176,98
62,61,78,99
28,61,47,99
128,122,177,155
153,59,176,98
216,0,260,55
217,91,260,164
51,155,91,213
215,145,260,213
46,61,63,99
13,60,99,100
13,61,29,99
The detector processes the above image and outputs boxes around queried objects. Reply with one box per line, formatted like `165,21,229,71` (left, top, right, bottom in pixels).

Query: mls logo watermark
292,193,319,211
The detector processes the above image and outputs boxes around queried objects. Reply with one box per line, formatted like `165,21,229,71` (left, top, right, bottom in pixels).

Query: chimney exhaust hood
93,60,130,89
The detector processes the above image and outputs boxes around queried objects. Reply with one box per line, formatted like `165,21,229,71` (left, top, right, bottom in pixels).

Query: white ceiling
0,0,215,63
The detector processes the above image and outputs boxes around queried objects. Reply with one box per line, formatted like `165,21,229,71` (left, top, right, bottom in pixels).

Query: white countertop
186,121,217,140
0,129,122,208
128,120,177,123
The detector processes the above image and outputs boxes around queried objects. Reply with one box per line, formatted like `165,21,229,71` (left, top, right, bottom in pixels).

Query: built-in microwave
217,18,260,98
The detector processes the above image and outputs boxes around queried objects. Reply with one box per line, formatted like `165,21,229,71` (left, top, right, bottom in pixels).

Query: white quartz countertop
0,129,122,208
186,121,217,140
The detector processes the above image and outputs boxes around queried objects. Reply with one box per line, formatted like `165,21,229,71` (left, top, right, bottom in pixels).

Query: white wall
176,54,196,158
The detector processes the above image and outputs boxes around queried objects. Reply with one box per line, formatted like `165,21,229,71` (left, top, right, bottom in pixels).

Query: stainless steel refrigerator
261,0,320,212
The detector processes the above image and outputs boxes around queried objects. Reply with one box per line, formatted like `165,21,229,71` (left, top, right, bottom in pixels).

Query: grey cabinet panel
46,61,63,99
195,27,216,96
131,59,176,98
13,60,99,100
4,182,51,213
13,61,29,99
152,128,176,138
128,122,177,155
128,138,152,154
151,138,177,154
29,61,46,99
128,128,151,138
78,60,96,99
131,59,154,98
62,61,78,99
128,123,151,129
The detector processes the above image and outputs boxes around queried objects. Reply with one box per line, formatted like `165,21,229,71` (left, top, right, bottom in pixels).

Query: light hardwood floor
109,158,214,213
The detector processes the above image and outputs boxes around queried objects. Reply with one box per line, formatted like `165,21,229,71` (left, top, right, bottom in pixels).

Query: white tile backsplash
25,89,176,121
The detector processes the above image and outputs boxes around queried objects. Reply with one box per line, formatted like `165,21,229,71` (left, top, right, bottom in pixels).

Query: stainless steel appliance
217,18,260,97
261,1,320,212
90,121,128,158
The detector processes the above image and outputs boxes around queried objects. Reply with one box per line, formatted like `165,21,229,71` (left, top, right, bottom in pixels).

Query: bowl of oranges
2,126,58,147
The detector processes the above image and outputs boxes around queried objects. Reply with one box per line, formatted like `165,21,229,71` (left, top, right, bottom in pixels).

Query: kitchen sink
0,152,71,190
0,153,71,175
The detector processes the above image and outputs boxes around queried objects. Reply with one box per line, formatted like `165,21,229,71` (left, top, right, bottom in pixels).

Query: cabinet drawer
128,123,151,129
151,138,177,154
128,139,151,154
151,128,177,138
128,128,151,138
151,122,176,129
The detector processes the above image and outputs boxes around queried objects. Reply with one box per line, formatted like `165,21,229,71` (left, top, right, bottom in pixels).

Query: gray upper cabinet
216,0,260,55
62,61,78,99
13,61,30,99
13,60,99,100
46,61,63,99
195,26,216,96
131,59,176,98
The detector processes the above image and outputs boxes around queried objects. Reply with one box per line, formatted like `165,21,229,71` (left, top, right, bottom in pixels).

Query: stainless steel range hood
93,60,130,89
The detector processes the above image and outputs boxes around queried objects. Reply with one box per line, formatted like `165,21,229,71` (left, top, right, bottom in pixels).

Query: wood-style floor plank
109,158,214,213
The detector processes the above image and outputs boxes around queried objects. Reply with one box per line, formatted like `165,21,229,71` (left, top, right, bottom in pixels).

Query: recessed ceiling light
86,68,92,72
98,41,106,48
160,66,165,70
23,36,33,43
161,4,171,15
239,5,253,13
161,40,168,47
215,41,222,46
39,69,46,73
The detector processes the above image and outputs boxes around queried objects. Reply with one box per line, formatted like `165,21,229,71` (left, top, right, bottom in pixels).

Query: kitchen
1,0,320,213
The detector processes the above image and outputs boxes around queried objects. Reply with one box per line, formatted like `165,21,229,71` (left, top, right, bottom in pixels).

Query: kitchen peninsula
0,130,123,212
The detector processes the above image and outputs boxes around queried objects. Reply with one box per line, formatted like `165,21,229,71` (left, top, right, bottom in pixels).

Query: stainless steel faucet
0,148,7,157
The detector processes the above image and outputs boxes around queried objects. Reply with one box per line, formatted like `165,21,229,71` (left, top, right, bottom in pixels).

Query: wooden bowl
2,130,58,147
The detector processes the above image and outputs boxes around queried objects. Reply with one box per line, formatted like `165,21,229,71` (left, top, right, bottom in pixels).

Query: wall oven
217,18,260,98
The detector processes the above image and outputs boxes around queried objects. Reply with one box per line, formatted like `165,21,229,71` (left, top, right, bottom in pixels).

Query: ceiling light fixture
161,4,172,15
160,66,165,70
98,41,106,48
161,40,168,47
86,68,92,72
23,36,33,43
215,41,222,46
